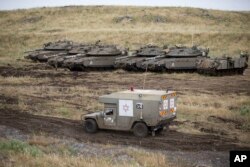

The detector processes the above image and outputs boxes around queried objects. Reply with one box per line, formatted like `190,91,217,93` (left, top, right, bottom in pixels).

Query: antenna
191,32,194,46
142,63,148,89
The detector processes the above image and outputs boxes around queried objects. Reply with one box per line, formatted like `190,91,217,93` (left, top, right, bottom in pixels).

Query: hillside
0,6,249,65
0,6,250,167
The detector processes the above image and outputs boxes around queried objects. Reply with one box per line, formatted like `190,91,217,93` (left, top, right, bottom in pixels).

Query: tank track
197,68,245,76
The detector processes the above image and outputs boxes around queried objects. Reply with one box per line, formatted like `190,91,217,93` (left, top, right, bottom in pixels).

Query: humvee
82,89,177,137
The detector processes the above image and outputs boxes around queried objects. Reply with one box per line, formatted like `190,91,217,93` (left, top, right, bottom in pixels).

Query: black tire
133,122,148,137
84,119,98,133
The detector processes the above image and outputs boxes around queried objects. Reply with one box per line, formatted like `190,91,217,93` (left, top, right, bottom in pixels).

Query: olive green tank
25,40,75,62
63,44,127,71
138,45,209,72
197,52,249,75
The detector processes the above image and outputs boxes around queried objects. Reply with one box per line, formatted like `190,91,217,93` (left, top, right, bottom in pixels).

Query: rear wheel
84,119,98,133
133,122,148,137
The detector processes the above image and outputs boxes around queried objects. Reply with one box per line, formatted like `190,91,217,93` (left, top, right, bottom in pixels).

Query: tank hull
197,55,248,76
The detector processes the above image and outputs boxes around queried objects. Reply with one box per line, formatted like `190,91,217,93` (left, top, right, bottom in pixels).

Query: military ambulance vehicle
82,88,177,137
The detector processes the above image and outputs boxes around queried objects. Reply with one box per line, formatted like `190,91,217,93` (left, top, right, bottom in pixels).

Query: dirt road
0,108,248,151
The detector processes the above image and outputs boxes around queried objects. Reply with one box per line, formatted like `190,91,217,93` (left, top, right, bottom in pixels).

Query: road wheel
133,122,148,137
84,119,98,133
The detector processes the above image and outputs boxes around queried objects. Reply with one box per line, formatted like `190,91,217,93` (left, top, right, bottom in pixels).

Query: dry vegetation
0,5,250,167
0,137,176,167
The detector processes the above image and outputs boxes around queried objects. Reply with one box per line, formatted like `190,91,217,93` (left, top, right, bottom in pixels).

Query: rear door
160,92,177,117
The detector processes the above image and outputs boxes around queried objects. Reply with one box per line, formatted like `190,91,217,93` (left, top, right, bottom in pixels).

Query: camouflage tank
139,45,209,72
115,45,166,71
197,52,249,75
25,40,75,62
63,44,127,71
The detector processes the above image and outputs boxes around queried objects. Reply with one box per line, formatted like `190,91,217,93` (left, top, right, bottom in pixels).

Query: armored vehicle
25,40,75,62
139,45,209,72
82,88,177,137
197,53,249,75
115,45,166,71
64,45,127,71
47,44,94,68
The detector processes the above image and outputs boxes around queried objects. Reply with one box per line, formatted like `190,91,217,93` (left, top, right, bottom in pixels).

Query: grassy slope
0,6,249,64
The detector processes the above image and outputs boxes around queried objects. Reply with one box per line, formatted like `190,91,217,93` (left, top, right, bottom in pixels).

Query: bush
238,105,250,116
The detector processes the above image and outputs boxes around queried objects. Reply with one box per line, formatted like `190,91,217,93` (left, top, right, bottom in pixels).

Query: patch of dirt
208,116,239,124
113,15,134,23
191,121,229,136
19,16,43,24
0,108,248,151
0,94,18,105
0,65,250,95
207,115,246,131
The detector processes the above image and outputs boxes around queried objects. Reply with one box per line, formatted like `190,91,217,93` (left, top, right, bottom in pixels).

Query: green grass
236,105,250,116
0,139,43,157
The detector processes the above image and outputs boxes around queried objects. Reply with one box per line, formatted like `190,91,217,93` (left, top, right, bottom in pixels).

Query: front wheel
84,119,98,133
133,122,148,137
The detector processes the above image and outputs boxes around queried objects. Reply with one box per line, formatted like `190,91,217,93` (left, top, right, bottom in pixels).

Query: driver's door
104,108,116,126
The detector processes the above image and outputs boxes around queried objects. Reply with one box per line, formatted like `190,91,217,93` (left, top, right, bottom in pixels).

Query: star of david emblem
123,104,129,112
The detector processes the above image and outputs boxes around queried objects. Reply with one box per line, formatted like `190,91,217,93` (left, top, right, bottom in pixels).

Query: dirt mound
0,108,248,151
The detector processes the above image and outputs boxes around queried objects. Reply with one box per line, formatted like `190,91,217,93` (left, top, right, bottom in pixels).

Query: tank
25,40,75,62
47,44,94,68
63,44,127,71
139,45,209,72
115,45,166,71
197,52,249,75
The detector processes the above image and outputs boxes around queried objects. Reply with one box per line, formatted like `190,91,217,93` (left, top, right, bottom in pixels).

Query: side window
105,108,113,116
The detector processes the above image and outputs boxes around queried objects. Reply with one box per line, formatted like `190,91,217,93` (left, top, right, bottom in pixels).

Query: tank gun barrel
145,55,165,61
115,54,136,60
24,49,43,53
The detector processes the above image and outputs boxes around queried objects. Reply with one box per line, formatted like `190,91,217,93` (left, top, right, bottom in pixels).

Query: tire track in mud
0,108,249,151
